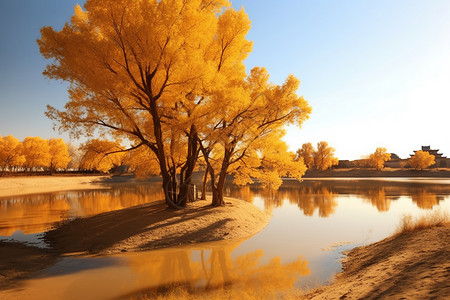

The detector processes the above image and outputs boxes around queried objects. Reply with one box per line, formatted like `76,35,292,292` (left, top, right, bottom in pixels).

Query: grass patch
135,284,305,300
395,209,449,235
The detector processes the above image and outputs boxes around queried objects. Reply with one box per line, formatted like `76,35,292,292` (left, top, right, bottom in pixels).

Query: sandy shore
44,197,271,255
307,223,450,299
0,175,110,197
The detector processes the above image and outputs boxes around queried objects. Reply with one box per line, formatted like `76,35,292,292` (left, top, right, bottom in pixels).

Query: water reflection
1,179,449,240
7,240,310,300
224,179,450,217
0,183,164,237
124,240,310,299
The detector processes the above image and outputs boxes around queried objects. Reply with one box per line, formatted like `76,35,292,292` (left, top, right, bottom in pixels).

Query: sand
0,175,109,197
307,223,450,299
44,197,271,255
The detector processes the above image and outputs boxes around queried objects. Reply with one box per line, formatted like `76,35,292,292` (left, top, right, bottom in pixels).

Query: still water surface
1,178,449,299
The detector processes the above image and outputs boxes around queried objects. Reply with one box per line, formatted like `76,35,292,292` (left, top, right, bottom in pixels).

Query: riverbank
303,168,450,178
44,197,271,255
307,222,450,299
0,195,271,291
0,175,110,197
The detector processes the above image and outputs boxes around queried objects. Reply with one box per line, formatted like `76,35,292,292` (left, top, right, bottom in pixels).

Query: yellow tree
313,141,338,171
296,142,315,169
233,132,307,190
198,67,311,205
39,0,252,209
368,147,391,170
0,135,26,176
79,139,126,172
22,137,51,171
48,138,71,173
66,142,82,170
409,150,435,170
124,146,160,178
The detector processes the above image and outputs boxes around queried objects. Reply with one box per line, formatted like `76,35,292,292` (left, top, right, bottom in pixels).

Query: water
1,178,449,299
0,182,164,245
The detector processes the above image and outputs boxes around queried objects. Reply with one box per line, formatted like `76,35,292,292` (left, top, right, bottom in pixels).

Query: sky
1,0,450,160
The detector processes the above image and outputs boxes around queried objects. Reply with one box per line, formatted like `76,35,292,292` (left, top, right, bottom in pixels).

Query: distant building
410,146,449,168
338,146,450,169
384,153,402,168
389,153,400,160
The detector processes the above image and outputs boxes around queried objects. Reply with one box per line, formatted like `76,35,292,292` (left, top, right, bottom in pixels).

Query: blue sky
1,0,450,160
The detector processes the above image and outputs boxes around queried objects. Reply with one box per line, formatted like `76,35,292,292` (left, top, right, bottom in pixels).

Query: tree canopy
0,135,25,175
22,137,51,170
296,141,338,171
48,138,71,172
368,147,391,170
39,0,311,207
409,150,435,170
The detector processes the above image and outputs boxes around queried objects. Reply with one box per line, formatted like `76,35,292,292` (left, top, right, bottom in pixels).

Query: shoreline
0,175,111,197
307,223,450,299
0,192,271,290
44,196,271,255
303,168,450,178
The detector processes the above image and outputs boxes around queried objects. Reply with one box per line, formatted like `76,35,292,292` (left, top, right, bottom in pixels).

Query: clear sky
1,0,450,160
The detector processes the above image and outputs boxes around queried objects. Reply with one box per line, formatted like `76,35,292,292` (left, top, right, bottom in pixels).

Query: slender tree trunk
201,168,208,200
162,175,182,209
211,156,230,206
211,171,227,206
177,125,199,206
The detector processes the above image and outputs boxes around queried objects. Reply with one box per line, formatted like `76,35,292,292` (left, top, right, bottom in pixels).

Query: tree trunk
162,175,183,209
201,168,208,200
176,125,199,207
211,160,229,206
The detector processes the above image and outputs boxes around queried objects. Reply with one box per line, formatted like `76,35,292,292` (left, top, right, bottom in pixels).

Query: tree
313,141,338,171
39,0,253,209
409,150,435,170
232,132,307,190
22,137,51,171
79,139,126,172
67,142,82,170
39,1,311,208
48,138,71,173
124,146,160,178
0,135,26,176
198,68,311,205
296,143,315,169
368,147,391,170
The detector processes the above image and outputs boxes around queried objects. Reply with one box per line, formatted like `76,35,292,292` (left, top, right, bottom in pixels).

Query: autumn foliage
0,135,26,175
409,150,435,170
296,141,338,171
39,0,311,207
0,135,73,175
368,147,391,170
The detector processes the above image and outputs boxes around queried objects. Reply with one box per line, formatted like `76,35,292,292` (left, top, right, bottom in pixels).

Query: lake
1,178,449,299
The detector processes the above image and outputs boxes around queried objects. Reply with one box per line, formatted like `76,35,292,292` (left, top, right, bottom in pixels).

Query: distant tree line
296,141,339,171
349,148,436,170
0,135,134,176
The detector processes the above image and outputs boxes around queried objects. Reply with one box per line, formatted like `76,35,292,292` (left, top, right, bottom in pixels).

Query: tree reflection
126,240,310,298
224,179,450,217
411,191,443,209
362,188,391,212
0,184,164,236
